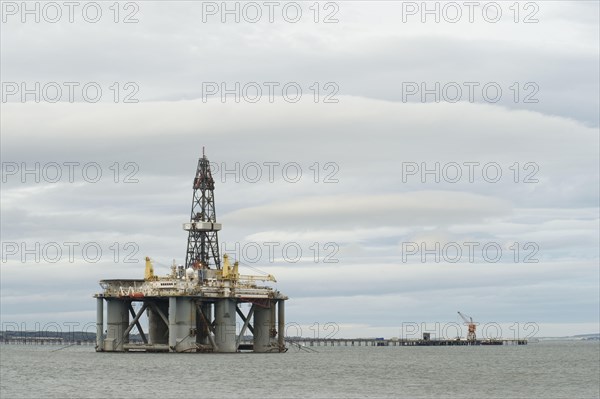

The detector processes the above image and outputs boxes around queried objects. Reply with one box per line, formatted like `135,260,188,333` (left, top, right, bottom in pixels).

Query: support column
174,298,196,352
253,304,273,353
168,297,177,352
278,300,285,351
106,299,128,352
214,299,236,353
96,298,103,351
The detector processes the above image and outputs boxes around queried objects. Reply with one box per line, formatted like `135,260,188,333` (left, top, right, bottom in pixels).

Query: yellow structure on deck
142,254,276,284
144,256,156,280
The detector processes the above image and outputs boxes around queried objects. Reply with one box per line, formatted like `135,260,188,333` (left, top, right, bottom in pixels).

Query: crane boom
457,311,472,323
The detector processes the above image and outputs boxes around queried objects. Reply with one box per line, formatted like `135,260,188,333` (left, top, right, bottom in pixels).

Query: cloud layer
1,2,598,337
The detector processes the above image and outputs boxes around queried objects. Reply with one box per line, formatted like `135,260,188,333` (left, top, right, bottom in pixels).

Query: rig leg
214,299,236,353
253,304,272,353
96,298,103,351
173,298,197,352
278,300,285,352
168,297,177,352
106,299,128,352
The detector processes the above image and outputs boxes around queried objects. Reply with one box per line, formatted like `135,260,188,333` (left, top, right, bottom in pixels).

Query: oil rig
94,151,288,353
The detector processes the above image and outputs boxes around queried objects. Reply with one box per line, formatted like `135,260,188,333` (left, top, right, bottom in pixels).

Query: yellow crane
144,256,156,280
221,254,276,283
457,311,477,342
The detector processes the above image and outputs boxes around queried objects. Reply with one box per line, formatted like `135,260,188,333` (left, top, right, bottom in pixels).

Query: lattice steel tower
183,149,222,271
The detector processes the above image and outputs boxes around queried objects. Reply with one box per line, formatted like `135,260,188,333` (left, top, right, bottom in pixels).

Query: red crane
457,311,477,342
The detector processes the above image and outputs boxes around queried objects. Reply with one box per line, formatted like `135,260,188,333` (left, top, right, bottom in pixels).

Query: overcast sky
1,1,598,338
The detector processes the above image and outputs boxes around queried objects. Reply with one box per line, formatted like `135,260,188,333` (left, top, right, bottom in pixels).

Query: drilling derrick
184,150,222,272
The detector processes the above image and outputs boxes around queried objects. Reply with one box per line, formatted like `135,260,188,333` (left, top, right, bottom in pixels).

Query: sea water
1,341,598,398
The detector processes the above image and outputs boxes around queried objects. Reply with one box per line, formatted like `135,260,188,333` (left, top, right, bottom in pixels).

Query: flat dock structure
1,337,65,345
288,338,527,347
